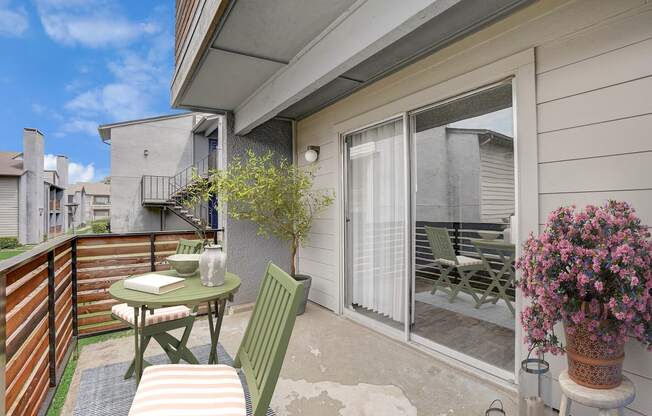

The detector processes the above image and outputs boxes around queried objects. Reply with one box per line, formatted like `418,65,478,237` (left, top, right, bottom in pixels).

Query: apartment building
0,128,68,243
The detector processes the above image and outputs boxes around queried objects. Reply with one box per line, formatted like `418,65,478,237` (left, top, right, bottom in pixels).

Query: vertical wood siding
175,0,200,64
0,177,19,237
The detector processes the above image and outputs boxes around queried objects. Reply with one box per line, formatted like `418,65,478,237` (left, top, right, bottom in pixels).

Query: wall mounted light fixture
304,145,320,163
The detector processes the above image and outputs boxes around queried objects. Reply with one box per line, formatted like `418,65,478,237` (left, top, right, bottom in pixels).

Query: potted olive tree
186,149,334,314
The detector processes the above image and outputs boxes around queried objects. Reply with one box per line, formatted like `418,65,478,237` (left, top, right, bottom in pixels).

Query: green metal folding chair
175,238,204,254
421,226,484,305
128,262,304,416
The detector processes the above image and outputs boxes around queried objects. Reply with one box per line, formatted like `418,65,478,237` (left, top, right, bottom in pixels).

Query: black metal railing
141,175,173,204
141,150,219,205
170,150,219,199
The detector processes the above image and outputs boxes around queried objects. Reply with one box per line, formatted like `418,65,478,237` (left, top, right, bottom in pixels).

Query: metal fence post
71,238,78,338
47,249,56,387
0,270,6,414
150,233,156,272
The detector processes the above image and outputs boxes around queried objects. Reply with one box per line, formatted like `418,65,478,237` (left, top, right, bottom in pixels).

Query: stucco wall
110,114,198,233
224,116,293,305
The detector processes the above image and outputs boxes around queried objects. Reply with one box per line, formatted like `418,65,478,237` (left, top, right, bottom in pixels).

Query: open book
124,274,185,295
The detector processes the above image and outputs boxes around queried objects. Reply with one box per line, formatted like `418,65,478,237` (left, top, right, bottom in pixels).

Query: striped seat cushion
129,364,246,416
111,303,191,327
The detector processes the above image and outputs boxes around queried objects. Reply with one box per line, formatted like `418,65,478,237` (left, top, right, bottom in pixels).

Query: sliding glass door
409,82,516,372
344,117,408,329
342,81,516,376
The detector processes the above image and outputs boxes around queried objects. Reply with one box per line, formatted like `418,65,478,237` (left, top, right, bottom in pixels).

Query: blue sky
0,0,178,182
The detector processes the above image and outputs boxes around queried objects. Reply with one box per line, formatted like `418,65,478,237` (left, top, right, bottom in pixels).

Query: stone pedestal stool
558,370,635,416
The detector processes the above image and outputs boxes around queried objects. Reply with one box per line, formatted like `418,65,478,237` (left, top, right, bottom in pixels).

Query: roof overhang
173,0,532,135
192,115,222,135
97,112,195,144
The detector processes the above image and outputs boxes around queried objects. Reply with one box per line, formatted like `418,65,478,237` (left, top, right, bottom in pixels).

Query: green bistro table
109,270,241,382
471,239,516,315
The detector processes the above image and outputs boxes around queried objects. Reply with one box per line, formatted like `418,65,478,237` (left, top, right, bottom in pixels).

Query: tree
185,149,334,276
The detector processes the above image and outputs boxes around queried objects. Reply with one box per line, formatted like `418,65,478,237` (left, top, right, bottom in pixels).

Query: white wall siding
0,176,19,237
535,4,652,414
296,1,652,413
479,141,515,223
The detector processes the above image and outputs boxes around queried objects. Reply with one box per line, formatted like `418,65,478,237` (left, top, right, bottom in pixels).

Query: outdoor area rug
73,343,275,416
414,290,515,330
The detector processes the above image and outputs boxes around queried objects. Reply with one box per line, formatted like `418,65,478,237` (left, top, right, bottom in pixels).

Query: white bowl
166,254,201,276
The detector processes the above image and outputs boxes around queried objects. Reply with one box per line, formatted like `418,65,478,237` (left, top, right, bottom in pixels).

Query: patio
60,303,517,415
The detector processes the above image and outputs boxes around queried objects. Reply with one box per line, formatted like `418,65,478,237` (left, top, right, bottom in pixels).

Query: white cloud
36,0,159,48
44,154,57,170
69,161,96,183
59,118,99,136
65,33,172,121
44,154,96,183
45,2,173,133
32,103,46,114
0,1,29,37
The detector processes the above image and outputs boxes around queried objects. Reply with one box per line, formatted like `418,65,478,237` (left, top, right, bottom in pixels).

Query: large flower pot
564,321,625,389
292,274,312,315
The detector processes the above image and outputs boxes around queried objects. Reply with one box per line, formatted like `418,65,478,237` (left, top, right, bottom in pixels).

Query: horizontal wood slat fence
415,221,516,299
0,230,216,416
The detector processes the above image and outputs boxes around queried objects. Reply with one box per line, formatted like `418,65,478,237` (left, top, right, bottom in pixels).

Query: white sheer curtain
348,118,406,323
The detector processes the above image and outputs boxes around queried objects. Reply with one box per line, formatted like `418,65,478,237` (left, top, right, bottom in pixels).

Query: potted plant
186,149,334,314
517,201,652,389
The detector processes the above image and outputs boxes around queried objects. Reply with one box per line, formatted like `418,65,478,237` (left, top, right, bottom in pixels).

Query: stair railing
169,149,219,198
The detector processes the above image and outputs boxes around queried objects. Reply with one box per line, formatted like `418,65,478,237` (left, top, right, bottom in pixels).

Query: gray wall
110,114,199,233
20,129,44,244
415,128,481,222
224,115,293,304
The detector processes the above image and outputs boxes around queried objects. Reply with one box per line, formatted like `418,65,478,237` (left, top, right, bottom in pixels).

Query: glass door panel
345,118,407,330
410,82,516,371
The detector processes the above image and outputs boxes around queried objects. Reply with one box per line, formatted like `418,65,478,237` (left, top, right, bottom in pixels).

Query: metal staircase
140,151,219,231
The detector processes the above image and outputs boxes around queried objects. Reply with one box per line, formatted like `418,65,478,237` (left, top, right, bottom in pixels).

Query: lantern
485,399,506,416
519,348,553,416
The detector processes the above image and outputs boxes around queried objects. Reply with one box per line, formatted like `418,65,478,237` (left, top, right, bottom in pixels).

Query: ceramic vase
199,244,226,287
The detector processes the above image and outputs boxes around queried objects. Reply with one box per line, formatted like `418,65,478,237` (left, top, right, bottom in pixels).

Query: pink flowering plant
517,201,652,354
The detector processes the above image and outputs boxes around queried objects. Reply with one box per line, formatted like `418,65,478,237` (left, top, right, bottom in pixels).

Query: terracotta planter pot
564,313,625,389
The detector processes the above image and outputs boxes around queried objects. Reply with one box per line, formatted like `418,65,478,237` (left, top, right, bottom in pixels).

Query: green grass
0,248,29,260
46,329,133,416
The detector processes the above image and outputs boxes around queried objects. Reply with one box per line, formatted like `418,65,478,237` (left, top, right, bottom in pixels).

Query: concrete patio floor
62,303,517,415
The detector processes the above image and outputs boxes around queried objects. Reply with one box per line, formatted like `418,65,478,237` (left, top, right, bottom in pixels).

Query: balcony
49,200,61,211
48,225,63,237
0,230,517,416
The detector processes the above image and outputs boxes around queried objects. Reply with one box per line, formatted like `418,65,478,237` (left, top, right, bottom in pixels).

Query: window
94,195,110,205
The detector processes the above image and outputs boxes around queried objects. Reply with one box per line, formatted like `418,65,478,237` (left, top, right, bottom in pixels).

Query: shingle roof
73,182,110,195
0,152,24,176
